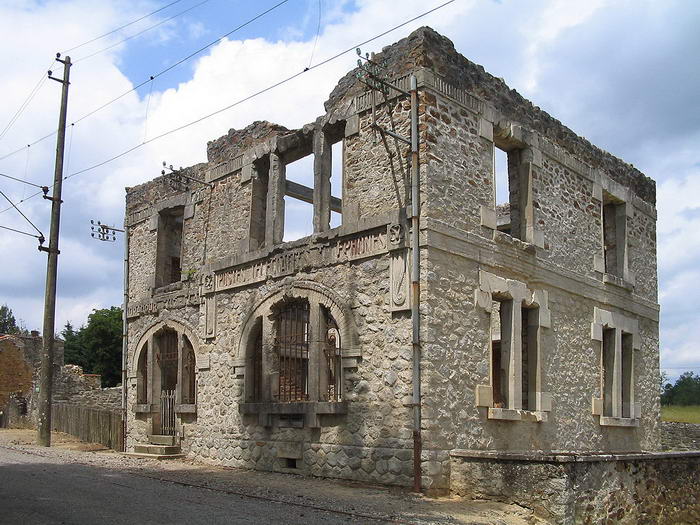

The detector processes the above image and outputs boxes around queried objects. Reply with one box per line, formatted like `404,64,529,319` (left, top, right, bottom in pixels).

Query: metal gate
160,389,176,436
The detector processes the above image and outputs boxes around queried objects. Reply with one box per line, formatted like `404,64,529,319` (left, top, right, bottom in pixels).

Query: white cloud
0,0,698,377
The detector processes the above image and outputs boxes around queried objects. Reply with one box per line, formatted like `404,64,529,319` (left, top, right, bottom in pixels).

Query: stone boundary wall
661,421,700,451
450,451,700,524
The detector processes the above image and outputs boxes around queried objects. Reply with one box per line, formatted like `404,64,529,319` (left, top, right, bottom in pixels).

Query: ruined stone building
123,27,685,520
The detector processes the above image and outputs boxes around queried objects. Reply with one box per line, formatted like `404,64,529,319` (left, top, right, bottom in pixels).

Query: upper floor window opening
155,206,184,288
284,153,315,242
602,191,627,277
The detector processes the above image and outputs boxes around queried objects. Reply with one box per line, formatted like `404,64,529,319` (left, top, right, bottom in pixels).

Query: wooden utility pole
37,54,71,447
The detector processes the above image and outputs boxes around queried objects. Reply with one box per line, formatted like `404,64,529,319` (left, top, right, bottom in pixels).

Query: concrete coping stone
449,449,700,463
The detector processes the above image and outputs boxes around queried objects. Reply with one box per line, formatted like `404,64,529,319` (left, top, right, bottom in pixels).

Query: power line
0,72,49,142
0,0,290,164
0,172,47,190
0,224,43,240
74,0,214,64
1,0,457,214
0,1,186,153
63,0,185,54
0,188,44,237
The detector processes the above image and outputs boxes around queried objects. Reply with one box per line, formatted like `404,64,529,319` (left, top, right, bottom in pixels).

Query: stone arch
236,280,359,363
131,317,200,374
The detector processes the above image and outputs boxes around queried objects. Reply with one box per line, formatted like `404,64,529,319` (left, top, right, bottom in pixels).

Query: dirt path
0,429,542,525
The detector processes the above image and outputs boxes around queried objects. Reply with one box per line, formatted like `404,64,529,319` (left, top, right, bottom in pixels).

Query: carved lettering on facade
126,290,201,319
213,230,388,292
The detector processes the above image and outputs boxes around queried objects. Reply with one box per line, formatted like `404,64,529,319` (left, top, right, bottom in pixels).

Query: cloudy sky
0,0,698,380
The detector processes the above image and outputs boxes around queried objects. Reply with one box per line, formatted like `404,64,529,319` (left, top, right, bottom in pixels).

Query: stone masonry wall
450,453,700,524
124,27,661,497
661,421,700,451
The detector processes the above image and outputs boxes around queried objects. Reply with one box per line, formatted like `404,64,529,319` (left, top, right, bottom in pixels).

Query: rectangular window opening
522,307,539,411
330,140,343,229
491,299,509,408
602,192,626,276
156,207,184,288
284,154,315,242
602,327,615,417
621,333,633,418
493,145,521,238
285,457,298,469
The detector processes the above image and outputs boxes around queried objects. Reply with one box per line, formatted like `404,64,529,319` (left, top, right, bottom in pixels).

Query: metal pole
37,54,71,447
121,225,129,451
409,74,422,492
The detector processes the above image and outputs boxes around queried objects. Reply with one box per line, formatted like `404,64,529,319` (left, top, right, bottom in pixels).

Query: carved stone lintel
389,249,410,312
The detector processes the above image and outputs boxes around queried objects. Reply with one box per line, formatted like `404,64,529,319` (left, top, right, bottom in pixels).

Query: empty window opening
155,207,184,287
330,140,343,229
494,146,509,207
491,299,508,408
521,307,539,411
491,298,538,411
248,318,263,402
181,337,196,405
602,327,615,417
284,154,314,242
602,192,626,276
621,333,633,418
285,458,298,469
323,308,342,402
493,145,523,239
137,342,148,404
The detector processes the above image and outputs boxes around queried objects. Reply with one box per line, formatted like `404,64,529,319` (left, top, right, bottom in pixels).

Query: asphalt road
0,446,374,524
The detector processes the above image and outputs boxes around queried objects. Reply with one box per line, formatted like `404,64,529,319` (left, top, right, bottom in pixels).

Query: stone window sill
153,281,183,295
176,403,196,414
487,407,548,423
134,403,151,413
241,401,348,416
599,416,639,427
602,273,634,291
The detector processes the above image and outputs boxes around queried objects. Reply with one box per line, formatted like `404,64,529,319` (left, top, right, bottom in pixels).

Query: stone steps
133,444,181,455
124,452,186,460
148,434,178,446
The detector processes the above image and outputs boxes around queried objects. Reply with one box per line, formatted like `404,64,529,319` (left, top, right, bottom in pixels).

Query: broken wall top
127,26,655,207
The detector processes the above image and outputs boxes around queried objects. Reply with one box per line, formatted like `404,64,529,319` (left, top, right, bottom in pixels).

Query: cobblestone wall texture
451,455,700,524
661,421,700,451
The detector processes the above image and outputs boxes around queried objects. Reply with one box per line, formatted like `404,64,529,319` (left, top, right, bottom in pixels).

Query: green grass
661,405,700,424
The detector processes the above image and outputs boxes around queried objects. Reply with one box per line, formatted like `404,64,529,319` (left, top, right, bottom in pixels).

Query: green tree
61,307,123,387
0,304,23,334
80,307,123,387
61,321,89,371
661,371,700,406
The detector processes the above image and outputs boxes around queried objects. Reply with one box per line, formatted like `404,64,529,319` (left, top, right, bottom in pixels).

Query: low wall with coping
661,421,700,451
450,450,700,524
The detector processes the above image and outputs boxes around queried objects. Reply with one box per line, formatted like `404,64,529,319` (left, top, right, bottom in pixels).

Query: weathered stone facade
124,27,675,519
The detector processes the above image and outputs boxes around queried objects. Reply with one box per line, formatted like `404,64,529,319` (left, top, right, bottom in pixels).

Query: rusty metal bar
409,74,422,493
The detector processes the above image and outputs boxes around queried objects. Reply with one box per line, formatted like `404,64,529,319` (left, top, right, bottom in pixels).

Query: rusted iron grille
275,301,309,402
159,329,178,391
324,311,342,402
160,389,176,435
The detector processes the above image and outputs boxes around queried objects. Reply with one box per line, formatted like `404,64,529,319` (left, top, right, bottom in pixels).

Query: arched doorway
134,322,198,436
